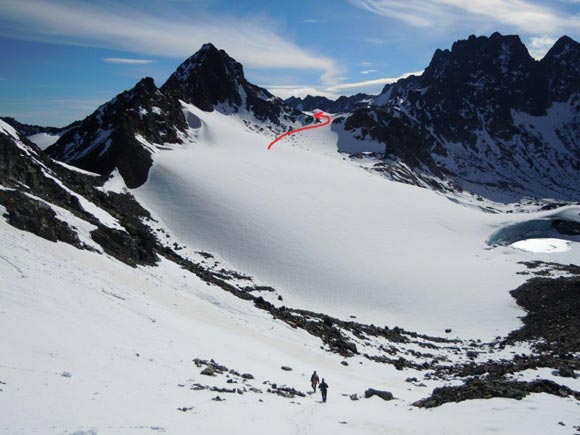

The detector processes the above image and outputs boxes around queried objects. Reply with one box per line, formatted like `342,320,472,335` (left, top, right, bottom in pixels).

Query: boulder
201,366,216,376
364,388,394,401
558,366,577,378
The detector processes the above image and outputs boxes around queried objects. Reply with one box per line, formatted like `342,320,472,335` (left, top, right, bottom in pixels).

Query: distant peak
542,35,580,62
556,35,578,46
551,35,579,52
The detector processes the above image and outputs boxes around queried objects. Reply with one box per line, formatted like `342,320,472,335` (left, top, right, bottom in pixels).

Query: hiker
319,378,328,402
310,371,320,392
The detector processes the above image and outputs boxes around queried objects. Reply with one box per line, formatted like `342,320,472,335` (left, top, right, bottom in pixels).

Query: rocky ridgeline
45,44,307,189
285,93,373,114
339,33,580,201
0,116,79,138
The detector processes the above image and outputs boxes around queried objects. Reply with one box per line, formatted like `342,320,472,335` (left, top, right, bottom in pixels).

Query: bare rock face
47,77,186,188
161,43,305,127
342,33,580,201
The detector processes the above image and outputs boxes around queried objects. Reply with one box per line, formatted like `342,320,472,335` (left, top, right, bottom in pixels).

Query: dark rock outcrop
0,121,157,267
0,189,84,248
414,378,580,408
508,276,580,354
47,77,186,188
364,388,394,401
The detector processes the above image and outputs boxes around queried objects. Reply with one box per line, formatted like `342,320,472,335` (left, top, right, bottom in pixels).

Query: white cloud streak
0,0,341,84
102,58,153,65
349,0,580,35
302,18,328,24
266,86,336,100
327,71,423,92
267,71,423,100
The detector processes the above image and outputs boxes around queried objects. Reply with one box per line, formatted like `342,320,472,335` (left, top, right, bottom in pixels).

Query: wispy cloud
266,85,334,100
361,69,378,74
363,37,386,45
327,71,423,92
302,18,328,24
267,70,423,100
0,0,341,84
102,57,154,65
349,0,580,34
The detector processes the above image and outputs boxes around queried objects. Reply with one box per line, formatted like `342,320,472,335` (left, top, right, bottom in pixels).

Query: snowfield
1,216,579,435
1,109,580,435
136,104,580,339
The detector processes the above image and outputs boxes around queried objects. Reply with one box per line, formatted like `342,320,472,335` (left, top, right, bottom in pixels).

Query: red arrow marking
267,112,331,150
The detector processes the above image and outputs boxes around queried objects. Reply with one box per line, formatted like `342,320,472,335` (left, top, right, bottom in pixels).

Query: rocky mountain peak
544,35,580,61
541,35,580,102
341,33,580,201
161,43,247,111
45,43,305,188
424,33,535,85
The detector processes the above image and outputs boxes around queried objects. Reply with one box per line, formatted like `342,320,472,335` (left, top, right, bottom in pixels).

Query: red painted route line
267,112,331,150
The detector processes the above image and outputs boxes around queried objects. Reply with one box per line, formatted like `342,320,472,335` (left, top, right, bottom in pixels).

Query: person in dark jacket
319,379,328,402
310,371,320,392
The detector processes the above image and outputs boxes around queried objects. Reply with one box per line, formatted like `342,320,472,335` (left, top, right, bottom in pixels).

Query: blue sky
0,0,579,126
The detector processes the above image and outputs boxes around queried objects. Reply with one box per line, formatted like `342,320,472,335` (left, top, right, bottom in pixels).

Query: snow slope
2,212,579,435
2,109,580,435
135,104,580,340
